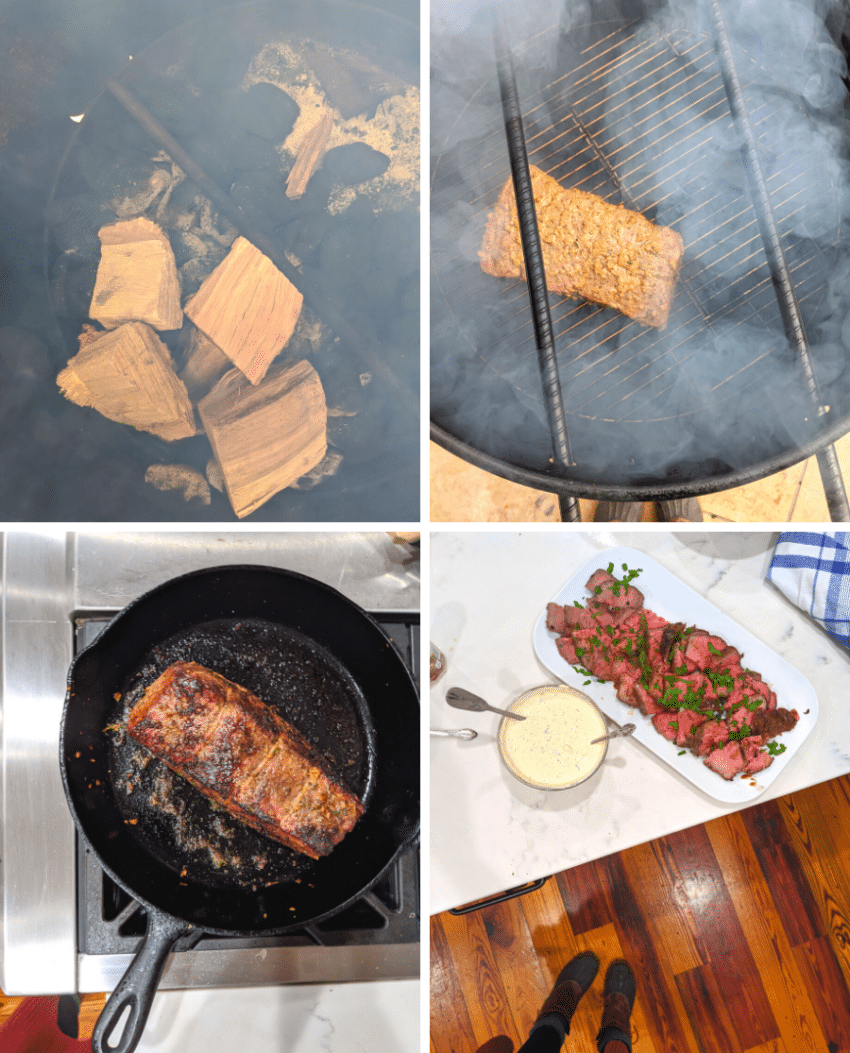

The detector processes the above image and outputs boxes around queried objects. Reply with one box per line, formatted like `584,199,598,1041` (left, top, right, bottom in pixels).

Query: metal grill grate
431,4,848,494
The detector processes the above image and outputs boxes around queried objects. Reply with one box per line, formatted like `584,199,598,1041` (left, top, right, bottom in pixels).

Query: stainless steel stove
0,531,420,996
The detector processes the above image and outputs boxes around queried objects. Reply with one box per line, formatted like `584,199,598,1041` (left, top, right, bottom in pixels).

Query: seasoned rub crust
479,165,684,329
127,661,363,858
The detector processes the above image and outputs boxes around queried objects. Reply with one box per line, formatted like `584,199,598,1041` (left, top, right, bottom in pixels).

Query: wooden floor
431,773,850,1053
0,991,105,1046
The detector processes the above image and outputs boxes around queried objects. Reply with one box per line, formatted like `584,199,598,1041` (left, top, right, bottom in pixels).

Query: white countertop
430,529,850,915
134,980,419,1053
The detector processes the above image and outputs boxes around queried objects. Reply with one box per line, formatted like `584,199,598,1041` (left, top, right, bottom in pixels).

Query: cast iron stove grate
74,613,419,959
431,0,850,498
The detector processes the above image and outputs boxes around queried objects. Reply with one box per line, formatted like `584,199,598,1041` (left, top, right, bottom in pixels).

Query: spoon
590,723,636,745
446,687,527,721
430,728,478,739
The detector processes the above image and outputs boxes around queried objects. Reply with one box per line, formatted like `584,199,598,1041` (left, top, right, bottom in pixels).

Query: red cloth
0,997,90,1053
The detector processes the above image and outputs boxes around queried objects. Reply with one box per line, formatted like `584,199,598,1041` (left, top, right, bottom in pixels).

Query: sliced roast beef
563,605,602,631
589,582,645,611
749,706,799,738
586,568,616,591
704,740,748,780
547,565,797,781
693,719,730,756
741,736,774,775
708,645,742,670
659,622,686,662
546,602,567,635
674,709,707,748
652,712,680,740
556,636,579,665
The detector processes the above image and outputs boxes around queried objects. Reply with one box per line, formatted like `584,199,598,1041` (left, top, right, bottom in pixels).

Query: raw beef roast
127,661,364,858
479,165,684,329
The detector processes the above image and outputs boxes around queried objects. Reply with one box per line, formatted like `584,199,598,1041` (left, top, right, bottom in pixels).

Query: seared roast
127,661,363,858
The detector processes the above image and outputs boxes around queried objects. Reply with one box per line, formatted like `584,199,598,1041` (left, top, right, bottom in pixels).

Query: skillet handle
91,911,190,1053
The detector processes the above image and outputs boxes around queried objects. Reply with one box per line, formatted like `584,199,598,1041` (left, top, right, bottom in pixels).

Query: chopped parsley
766,741,787,756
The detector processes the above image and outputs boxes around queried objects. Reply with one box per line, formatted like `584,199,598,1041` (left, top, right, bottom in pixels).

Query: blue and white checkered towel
768,532,850,648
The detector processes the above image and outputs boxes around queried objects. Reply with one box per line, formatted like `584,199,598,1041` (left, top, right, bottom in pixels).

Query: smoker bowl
42,0,419,522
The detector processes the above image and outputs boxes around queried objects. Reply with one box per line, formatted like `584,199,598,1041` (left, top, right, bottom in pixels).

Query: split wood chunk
286,112,333,199
198,359,327,518
78,322,104,351
184,236,304,386
178,323,231,399
90,217,182,331
58,321,196,441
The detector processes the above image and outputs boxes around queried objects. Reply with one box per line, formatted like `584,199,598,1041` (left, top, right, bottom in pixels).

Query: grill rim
430,415,850,502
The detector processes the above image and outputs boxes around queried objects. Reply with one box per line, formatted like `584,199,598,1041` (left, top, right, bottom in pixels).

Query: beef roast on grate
548,569,799,781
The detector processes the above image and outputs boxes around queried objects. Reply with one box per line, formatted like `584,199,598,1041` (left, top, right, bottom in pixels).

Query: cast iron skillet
60,565,419,1053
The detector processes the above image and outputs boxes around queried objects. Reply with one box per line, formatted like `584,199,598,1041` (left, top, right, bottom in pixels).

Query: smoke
431,0,850,492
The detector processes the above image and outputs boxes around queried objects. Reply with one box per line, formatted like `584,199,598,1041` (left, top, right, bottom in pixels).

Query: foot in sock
530,950,599,1038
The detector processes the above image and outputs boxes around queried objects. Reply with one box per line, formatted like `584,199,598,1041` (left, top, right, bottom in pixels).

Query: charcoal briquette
184,135,237,192
132,79,206,139
76,141,158,203
230,169,296,228
46,193,111,254
280,213,332,263
322,143,390,185
296,171,333,213
229,82,300,141
231,130,282,176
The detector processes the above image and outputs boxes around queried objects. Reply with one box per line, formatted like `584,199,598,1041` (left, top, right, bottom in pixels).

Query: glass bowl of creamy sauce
498,684,609,790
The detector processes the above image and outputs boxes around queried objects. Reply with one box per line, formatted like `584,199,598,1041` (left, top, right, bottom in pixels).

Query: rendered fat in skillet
127,660,363,858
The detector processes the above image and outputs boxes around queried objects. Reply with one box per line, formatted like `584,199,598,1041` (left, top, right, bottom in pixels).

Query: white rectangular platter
533,546,819,803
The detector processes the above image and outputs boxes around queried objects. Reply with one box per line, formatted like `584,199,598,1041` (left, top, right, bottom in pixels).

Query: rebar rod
709,0,849,521
493,26,581,522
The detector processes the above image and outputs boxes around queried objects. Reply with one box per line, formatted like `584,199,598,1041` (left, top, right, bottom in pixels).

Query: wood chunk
178,324,231,399
90,217,182,331
58,321,195,441
78,322,104,351
184,236,303,385
198,360,327,518
286,112,333,199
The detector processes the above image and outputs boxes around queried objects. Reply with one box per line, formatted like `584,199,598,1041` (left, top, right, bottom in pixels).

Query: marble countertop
133,980,419,1053
430,529,850,915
